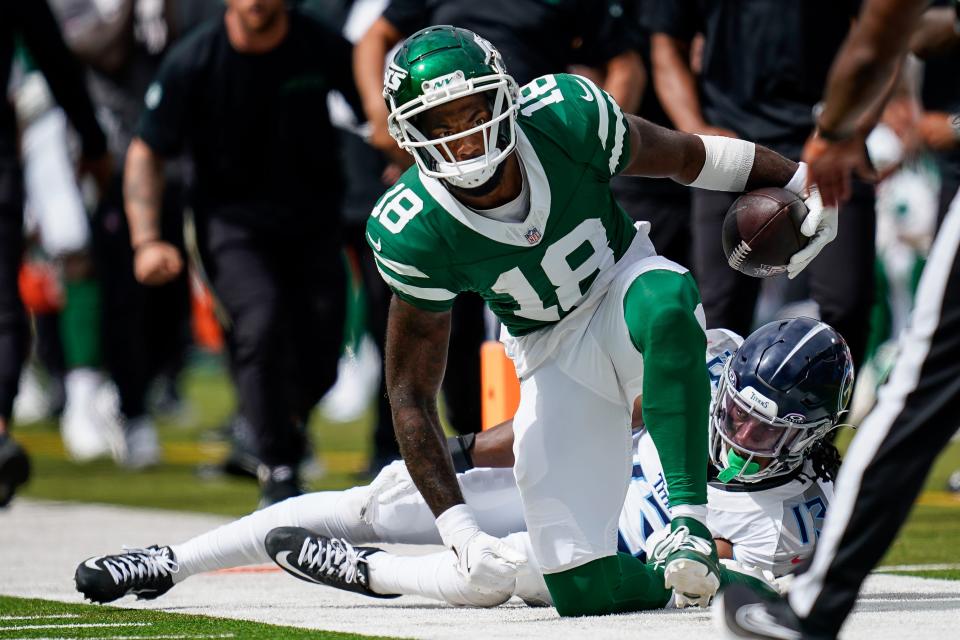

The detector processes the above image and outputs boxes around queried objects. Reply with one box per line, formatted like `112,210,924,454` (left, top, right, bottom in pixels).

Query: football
722,187,810,278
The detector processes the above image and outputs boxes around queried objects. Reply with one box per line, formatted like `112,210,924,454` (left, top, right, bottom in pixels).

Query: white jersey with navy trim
616,329,835,576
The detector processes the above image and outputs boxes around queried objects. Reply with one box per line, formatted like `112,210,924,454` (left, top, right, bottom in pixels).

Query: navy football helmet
709,317,854,483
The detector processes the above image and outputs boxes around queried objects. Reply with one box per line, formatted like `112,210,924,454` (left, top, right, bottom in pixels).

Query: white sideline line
864,596,960,602
0,622,151,630
876,563,960,572
0,635,234,640
0,614,83,620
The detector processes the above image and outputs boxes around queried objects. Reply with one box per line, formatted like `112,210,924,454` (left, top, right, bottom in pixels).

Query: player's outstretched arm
622,115,835,277
621,114,797,188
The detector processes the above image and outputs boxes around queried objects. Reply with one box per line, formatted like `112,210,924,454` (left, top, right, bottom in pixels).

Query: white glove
783,163,839,279
436,504,527,593
359,461,418,525
787,187,838,279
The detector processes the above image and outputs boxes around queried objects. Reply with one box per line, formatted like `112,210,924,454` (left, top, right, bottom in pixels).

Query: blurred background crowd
1,0,957,509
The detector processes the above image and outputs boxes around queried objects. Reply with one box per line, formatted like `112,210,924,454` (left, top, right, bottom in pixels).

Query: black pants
0,160,28,420
790,190,960,639
691,182,876,367
199,216,345,468
94,175,191,420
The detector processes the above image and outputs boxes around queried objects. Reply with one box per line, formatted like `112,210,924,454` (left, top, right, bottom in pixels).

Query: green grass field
0,596,398,640
11,354,960,568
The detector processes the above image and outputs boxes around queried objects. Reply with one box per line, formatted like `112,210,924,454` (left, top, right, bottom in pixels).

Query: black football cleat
265,526,398,599
0,433,31,508
715,582,805,639
75,545,178,603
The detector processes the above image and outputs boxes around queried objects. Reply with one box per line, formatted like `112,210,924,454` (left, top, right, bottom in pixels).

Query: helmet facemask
384,38,520,190
709,362,836,484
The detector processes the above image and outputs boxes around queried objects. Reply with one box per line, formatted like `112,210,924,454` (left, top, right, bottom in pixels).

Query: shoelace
650,526,714,568
298,537,369,586
103,547,179,586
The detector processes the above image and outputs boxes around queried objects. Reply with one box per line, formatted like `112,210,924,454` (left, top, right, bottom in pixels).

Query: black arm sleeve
381,0,429,36
14,0,106,157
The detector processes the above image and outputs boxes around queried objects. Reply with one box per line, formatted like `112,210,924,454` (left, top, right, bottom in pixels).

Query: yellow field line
16,432,368,474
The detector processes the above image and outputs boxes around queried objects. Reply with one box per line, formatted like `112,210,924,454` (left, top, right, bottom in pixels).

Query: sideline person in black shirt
0,0,110,507
914,1,960,227
125,0,363,506
648,0,876,369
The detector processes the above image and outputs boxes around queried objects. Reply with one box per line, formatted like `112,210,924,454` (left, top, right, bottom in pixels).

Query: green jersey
367,73,637,336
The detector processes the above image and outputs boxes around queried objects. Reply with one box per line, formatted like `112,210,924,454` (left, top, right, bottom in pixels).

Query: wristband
689,135,756,192
812,101,857,143
783,162,808,197
950,113,960,142
817,127,857,143
446,433,476,473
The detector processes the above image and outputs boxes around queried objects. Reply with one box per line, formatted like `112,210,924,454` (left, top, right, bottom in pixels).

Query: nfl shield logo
524,227,542,244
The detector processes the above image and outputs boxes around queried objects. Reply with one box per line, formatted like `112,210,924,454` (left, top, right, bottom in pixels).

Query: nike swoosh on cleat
366,233,382,252
83,557,104,570
735,604,800,640
274,551,321,584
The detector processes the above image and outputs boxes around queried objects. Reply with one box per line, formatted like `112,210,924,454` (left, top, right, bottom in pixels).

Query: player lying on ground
75,318,854,611
361,25,839,615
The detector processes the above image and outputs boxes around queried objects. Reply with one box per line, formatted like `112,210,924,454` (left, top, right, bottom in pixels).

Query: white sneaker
61,369,111,461
61,369,125,462
13,364,53,424
319,335,381,423
122,416,161,470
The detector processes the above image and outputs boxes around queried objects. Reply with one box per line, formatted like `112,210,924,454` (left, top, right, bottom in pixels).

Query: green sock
543,554,672,617
623,269,710,507
60,279,102,369
341,250,367,355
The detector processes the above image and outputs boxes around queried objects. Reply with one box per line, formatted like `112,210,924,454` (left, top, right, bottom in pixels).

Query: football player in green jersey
366,25,837,616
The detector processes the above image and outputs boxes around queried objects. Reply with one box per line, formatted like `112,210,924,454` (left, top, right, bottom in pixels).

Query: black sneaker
0,433,31,508
265,526,398,599
257,465,303,508
75,546,178,603
715,582,803,639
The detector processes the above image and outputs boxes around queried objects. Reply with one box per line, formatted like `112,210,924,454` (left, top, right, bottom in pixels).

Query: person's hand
359,461,419,525
365,99,411,167
381,162,407,185
787,186,838,279
802,133,876,207
134,241,183,285
436,504,526,594
918,112,960,151
453,530,527,593
79,152,114,196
